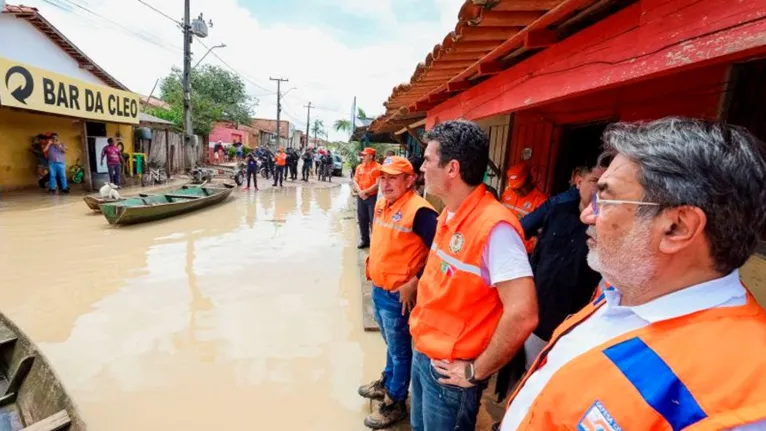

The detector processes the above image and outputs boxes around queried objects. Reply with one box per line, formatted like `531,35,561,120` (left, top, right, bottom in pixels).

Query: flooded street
0,181,387,430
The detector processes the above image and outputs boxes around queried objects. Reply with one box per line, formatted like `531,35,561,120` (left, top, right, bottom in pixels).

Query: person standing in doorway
501,164,548,253
44,133,69,194
409,120,538,431
273,147,287,187
100,138,123,186
243,152,259,191
353,147,382,248
359,157,438,429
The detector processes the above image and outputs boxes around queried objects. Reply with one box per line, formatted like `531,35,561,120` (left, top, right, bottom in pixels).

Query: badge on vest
392,211,402,222
440,261,455,277
449,232,464,253
523,201,532,209
578,401,622,431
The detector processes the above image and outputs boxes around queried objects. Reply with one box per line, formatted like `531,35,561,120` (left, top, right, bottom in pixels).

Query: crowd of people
356,118,766,431
239,145,339,191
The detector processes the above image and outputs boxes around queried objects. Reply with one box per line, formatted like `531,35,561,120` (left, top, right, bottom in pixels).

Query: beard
586,219,656,296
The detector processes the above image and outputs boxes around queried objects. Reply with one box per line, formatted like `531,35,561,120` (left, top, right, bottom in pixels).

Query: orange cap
506,164,530,189
361,147,376,156
379,156,414,176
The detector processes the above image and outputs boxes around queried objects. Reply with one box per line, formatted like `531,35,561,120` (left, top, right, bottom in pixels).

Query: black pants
302,163,311,181
356,195,377,245
289,163,298,180
273,166,284,186
246,169,257,188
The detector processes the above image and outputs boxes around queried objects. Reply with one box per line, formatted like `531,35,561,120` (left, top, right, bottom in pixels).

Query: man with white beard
500,117,766,431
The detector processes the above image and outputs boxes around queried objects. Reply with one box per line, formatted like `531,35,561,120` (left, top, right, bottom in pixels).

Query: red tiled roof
370,0,604,132
2,4,129,91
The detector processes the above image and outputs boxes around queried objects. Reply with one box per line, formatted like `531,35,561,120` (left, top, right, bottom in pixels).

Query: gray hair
602,117,766,274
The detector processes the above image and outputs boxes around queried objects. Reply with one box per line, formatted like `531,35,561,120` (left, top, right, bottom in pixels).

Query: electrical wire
135,0,181,26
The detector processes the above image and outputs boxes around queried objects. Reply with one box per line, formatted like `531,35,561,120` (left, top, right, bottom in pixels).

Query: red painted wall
504,63,729,194
209,125,246,146
427,0,766,128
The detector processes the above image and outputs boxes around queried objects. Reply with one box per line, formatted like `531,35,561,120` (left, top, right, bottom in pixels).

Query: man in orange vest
501,117,766,430
358,156,438,429
273,147,287,187
501,164,548,253
409,120,538,430
353,147,382,248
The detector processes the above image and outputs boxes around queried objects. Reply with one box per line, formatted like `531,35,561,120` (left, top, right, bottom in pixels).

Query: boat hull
99,185,233,226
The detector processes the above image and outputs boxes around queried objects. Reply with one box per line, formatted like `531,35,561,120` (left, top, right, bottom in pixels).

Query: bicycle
69,158,85,184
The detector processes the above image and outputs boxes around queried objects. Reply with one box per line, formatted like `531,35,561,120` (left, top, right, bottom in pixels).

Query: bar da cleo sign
0,58,139,124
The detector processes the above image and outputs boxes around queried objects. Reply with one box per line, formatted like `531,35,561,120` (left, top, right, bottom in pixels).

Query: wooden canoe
0,312,85,430
98,184,234,226
82,196,123,212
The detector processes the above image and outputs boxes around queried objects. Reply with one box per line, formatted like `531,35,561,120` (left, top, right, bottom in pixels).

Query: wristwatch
464,362,479,385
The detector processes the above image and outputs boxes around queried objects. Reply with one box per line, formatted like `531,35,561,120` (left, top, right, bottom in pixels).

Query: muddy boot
363,393,407,429
358,373,386,400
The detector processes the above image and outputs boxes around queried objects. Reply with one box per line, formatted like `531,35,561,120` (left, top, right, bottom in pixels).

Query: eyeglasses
591,191,660,216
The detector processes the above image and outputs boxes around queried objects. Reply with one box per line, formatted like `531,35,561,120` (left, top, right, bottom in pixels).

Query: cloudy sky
25,0,464,141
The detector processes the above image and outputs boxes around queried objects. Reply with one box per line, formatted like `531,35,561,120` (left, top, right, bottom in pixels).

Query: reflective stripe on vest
504,288,766,431
502,203,530,215
374,218,412,233
430,243,481,277
410,185,525,360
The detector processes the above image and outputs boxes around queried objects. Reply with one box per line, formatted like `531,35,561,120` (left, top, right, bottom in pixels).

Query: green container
133,154,144,175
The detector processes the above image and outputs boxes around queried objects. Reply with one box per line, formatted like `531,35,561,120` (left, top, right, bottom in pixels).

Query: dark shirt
247,157,257,171
412,207,438,279
529,198,601,340
521,185,579,239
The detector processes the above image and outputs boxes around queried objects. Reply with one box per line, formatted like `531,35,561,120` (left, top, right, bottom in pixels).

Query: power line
135,0,181,26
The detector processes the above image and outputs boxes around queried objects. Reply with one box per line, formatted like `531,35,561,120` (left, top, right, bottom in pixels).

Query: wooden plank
430,60,478,70
460,27,522,42
4,356,34,397
470,11,545,27
430,0,766,122
478,61,504,75
454,41,506,52
21,410,70,431
524,29,558,48
447,81,474,92
491,0,563,11
165,194,202,199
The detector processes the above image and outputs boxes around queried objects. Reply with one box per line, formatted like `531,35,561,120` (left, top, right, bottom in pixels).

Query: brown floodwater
0,182,387,430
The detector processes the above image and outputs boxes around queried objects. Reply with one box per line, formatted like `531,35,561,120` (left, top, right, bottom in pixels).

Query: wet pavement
0,178,391,430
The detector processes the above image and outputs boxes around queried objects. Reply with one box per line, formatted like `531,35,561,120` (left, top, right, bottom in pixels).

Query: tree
149,65,254,137
357,107,368,120
312,119,325,146
334,119,352,133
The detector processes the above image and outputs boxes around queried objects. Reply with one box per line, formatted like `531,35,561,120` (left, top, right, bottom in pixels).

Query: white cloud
22,0,463,141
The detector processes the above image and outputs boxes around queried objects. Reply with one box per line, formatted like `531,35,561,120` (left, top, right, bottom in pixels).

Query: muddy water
0,183,387,430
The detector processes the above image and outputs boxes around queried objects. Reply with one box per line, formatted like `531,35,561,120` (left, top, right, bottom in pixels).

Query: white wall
0,15,108,85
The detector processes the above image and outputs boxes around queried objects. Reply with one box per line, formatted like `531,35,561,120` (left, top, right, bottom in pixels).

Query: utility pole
304,102,313,148
270,77,289,149
182,0,192,148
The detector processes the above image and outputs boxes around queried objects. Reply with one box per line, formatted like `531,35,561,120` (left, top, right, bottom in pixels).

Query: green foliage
156,65,254,137
334,119,351,133
357,107,368,120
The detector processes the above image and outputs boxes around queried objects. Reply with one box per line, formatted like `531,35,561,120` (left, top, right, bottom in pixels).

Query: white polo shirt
501,270,766,431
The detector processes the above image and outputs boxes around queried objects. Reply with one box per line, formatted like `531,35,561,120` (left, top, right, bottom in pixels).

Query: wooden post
80,121,93,191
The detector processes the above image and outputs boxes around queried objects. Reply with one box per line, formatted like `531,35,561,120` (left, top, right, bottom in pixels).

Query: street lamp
193,43,226,69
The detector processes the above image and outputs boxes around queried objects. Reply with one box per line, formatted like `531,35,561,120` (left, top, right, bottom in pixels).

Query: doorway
550,121,611,195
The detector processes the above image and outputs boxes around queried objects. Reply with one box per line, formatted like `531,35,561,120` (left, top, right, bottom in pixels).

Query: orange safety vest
355,161,381,191
504,286,766,431
275,152,287,166
500,187,548,253
366,190,435,291
410,184,525,360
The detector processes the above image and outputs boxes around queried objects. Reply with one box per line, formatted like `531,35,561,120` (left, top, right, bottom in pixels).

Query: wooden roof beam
469,11,546,27
491,0,563,11
427,93,450,104
447,81,473,92
477,61,504,76
524,29,559,48
438,51,487,62
430,60,478,70
460,27,522,42
455,41,506,52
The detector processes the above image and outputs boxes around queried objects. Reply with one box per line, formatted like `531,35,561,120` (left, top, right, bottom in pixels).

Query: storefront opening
550,121,611,195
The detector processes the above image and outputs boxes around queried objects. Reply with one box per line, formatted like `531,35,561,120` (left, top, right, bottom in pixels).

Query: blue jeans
107,164,121,186
410,350,487,431
48,161,68,191
372,285,412,402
